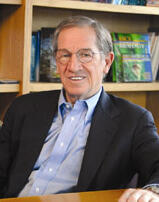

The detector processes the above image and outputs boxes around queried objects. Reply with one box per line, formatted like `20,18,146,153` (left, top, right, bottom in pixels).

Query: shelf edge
32,0,159,15
0,0,21,5
30,82,159,92
0,84,20,93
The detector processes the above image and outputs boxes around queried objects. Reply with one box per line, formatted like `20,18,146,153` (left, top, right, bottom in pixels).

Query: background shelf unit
0,0,159,131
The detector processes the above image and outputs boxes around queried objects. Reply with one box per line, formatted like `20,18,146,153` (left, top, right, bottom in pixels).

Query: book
30,33,36,81
122,54,152,82
121,0,129,4
149,32,159,81
112,0,122,4
39,27,60,82
128,0,146,5
156,66,159,81
111,32,151,82
146,0,159,6
30,31,40,82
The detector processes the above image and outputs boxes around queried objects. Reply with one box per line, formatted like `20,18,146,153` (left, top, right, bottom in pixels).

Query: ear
103,52,114,74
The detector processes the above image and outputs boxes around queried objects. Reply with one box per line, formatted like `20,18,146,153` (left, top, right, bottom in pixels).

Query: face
56,26,114,104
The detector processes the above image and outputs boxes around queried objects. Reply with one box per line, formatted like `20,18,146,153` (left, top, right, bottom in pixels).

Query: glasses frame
55,48,103,65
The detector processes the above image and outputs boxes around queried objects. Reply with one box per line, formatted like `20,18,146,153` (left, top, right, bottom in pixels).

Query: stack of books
111,32,152,82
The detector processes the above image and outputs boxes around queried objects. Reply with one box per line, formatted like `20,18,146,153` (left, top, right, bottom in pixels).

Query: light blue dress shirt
19,88,102,197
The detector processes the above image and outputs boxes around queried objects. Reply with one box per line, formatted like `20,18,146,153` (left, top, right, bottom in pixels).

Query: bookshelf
0,0,159,131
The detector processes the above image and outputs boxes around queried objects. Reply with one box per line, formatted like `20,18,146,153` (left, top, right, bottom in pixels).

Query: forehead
57,26,98,50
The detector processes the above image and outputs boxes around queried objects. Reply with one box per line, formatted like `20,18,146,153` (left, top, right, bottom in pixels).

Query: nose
67,53,82,72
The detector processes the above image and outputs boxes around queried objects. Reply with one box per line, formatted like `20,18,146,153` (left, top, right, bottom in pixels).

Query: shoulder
16,90,60,102
13,90,60,104
100,91,152,121
5,90,60,116
109,93,146,112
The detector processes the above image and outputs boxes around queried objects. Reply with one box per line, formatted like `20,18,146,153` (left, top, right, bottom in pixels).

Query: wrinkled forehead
57,26,98,51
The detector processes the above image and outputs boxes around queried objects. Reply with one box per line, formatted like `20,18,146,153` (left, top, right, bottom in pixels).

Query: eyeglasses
55,48,102,65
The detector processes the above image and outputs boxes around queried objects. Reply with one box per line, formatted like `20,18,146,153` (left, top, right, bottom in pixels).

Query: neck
64,88,102,106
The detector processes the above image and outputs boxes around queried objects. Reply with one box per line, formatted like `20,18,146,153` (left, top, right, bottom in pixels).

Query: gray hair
53,15,113,56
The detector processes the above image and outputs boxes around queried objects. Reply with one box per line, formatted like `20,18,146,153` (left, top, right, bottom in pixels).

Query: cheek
87,62,104,81
95,63,105,78
56,64,65,75
88,68,102,85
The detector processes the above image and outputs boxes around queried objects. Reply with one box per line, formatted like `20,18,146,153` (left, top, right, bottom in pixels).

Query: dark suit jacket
0,89,159,198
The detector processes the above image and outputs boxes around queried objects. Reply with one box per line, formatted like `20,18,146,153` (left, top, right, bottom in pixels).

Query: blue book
35,31,40,82
30,31,40,81
128,0,146,5
30,33,37,81
112,0,122,4
121,0,129,4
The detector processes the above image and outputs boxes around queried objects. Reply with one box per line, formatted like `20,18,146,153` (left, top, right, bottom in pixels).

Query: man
0,16,159,201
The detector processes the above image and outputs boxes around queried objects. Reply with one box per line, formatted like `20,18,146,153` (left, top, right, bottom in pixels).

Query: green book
111,32,151,82
122,54,152,82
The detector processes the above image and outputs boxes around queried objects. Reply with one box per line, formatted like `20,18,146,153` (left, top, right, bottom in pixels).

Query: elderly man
0,16,159,202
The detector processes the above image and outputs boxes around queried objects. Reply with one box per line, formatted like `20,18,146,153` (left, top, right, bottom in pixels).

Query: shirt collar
84,87,102,123
58,87,103,123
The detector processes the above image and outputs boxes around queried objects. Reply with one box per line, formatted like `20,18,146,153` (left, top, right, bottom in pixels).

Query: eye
62,52,70,58
79,50,92,58
56,50,71,59
82,53,91,57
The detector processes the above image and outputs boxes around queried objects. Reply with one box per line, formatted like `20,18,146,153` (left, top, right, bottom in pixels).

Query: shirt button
49,168,53,172
60,142,64,147
36,187,40,193
66,104,70,109
71,117,74,121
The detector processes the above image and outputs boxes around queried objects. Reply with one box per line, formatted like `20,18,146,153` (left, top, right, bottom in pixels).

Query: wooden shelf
103,82,159,92
30,82,62,92
0,0,21,5
30,82,159,92
0,84,19,93
32,0,159,15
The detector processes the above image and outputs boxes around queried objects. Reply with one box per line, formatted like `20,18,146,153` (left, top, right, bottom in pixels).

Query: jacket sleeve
0,100,20,197
132,109,159,187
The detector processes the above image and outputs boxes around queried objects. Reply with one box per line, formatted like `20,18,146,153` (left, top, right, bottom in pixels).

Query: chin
66,89,88,99
68,91,84,98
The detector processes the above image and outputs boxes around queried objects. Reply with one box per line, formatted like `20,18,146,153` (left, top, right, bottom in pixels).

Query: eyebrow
57,48,70,52
57,48,92,52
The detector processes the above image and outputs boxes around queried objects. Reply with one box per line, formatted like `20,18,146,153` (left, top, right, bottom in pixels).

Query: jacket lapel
76,91,120,191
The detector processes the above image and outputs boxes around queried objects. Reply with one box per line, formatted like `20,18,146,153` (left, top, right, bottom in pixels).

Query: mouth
69,76,85,81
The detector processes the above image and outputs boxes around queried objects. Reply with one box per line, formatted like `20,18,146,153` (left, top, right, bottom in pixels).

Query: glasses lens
56,50,70,64
78,49,93,63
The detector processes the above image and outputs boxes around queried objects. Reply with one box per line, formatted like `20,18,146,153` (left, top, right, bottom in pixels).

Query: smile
69,76,85,80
